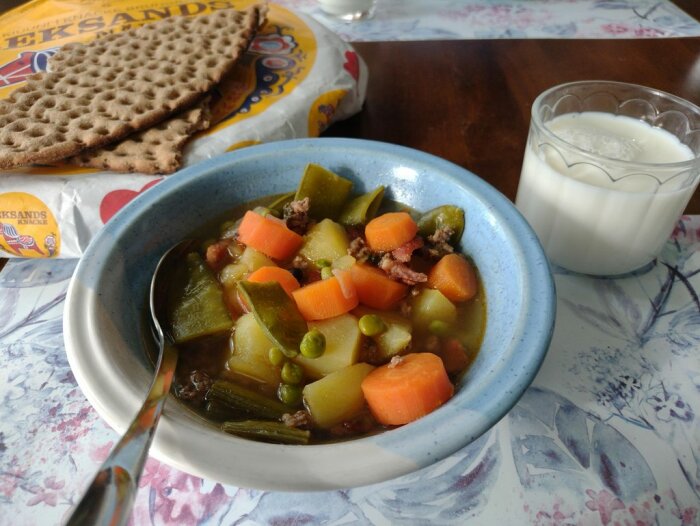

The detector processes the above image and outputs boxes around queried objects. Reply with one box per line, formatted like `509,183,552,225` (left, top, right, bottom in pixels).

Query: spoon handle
65,343,178,526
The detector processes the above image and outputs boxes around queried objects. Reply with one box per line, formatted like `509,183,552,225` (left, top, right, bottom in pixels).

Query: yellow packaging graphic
308,89,348,137
0,0,367,257
0,192,60,258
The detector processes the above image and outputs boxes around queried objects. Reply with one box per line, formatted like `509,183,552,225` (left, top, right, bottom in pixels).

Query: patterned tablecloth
1,214,699,525
280,0,700,41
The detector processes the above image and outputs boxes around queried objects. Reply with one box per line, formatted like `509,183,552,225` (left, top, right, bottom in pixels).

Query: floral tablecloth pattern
1,215,700,525
276,0,700,41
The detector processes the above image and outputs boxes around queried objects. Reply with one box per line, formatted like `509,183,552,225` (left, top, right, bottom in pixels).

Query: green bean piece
315,258,332,268
238,281,308,358
169,252,233,345
278,383,303,406
428,319,452,336
417,205,465,245
268,347,286,366
300,328,326,358
338,186,385,226
204,399,239,422
221,420,311,445
295,163,353,220
320,266,334,280
267,191,296,215
358,314,387,337
206,380,288,420
281,362,304,384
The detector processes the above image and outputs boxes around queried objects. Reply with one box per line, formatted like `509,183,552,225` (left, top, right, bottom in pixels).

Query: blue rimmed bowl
64,138,555,491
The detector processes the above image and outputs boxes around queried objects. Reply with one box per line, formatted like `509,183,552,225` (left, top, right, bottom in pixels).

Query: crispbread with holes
0,6,263,170
66,98,211,174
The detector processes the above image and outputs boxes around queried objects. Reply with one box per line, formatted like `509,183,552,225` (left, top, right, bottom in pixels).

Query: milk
516,112,697,275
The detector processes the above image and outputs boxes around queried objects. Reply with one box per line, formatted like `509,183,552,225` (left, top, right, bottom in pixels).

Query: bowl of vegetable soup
64,138,555,490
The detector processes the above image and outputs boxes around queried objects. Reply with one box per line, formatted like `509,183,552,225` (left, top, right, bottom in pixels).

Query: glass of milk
317,0,376,21
515,81,700,276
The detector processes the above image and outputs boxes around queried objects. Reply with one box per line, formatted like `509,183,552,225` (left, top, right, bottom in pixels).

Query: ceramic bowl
64,138,555,491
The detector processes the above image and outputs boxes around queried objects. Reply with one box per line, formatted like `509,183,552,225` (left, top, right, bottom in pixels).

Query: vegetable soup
167,164,486,444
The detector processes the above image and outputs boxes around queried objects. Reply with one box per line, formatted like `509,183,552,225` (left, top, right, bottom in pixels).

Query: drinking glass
515,80,700,276
317,0,376,21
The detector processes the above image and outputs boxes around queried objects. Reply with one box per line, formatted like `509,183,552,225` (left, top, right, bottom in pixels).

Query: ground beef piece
283,197,311,234
329,413,376,437
290,266,304,282
423,225,456,260
391,236,424,263
205,239,232,271
282,410,313,430
176,370,213,405
292,255,309,269
424,335,441,353
348,236,372,262
346,225,364,239
359,338,382,365
429,225,455,246
388,355,404,368
379,254,428,286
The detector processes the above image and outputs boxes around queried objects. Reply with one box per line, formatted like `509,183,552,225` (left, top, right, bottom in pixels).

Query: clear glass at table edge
317,0,376,21
515,80,700,277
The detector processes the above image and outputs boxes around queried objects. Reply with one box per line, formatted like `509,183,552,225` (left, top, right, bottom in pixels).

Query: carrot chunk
364,212,418,252
427,253,478,302
246,266,300,297
438,338,470,375
292,274,359,320
237,210,303,260
349,263,408,310
361,353,454,425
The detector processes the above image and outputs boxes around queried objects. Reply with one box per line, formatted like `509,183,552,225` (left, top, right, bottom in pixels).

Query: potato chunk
411,288,457,331
294,313,362,379
298,219,350,262
303,363,375,429
229,313,280,386
354,307,412,362
239,247,275,272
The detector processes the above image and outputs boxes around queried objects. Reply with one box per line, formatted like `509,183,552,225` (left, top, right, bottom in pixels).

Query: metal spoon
66,239,195,526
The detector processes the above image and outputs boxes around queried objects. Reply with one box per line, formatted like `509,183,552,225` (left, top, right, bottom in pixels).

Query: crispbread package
0,0,367,258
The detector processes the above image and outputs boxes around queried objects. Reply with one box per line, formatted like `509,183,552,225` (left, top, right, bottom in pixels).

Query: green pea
315,258,332,268
321,266,334,280
281,362,304,384
358,314,387,337
300,329,326,358
278,383,303,406
268,347,285,366
428,320,452,336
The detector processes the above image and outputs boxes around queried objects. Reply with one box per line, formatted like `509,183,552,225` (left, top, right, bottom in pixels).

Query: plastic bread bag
0,0,367,258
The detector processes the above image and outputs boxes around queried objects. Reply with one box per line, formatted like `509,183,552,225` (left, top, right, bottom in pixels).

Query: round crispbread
0,5,264,170
66,97,211,174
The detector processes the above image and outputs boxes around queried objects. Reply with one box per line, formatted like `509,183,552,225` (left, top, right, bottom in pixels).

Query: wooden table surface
326,35,700,213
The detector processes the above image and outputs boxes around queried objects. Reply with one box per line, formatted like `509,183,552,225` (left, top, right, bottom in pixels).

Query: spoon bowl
66,239,195,526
